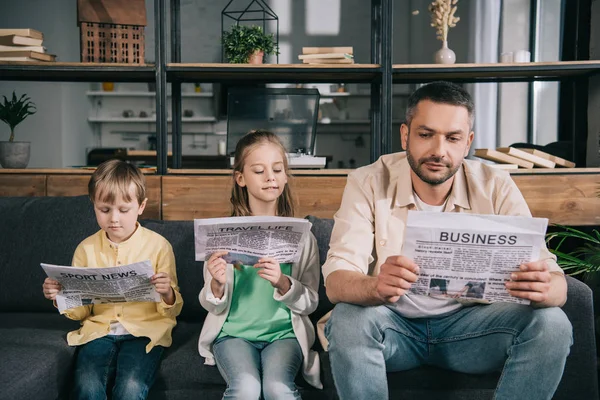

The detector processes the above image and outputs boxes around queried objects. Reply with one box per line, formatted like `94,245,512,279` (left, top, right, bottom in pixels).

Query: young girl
198,130,322,399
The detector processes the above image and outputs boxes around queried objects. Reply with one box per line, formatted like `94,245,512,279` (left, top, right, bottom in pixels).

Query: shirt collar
392,154,471,211
100,221,142,249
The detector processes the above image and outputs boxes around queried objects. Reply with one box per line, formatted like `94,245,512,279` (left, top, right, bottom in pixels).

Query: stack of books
298,46,354,65
474,147,576,169
0,28,56,62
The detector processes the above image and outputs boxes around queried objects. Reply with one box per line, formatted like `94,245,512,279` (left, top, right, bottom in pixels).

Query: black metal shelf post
155,0,168,175
171,0,182,169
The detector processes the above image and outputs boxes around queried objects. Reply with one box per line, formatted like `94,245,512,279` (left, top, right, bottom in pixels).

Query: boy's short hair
88,160,146,205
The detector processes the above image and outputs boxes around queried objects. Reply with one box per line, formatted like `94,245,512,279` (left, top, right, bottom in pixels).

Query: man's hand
375,256,420,303
505,260,552,303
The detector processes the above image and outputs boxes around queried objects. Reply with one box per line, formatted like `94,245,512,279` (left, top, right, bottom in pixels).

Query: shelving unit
86,91,213,97
0,0,596,173
87,117,217,123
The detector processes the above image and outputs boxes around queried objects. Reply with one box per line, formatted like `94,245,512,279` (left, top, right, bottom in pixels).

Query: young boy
42,159,183,399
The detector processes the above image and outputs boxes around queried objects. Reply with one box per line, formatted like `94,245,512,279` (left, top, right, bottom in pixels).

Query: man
321,81,572,400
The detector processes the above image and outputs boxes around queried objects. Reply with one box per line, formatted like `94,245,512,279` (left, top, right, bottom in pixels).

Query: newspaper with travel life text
41,260,160,313
402,211,550,305
194,216,311,265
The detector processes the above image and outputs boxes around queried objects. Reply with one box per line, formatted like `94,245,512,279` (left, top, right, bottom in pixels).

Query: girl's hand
42,278,62,301
207,251,228,299
207,251,228,285
151,272,175,305
255,257,291,295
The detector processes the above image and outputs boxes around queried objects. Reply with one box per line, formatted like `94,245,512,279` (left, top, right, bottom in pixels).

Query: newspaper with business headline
41,260,160,312
194,216,311,264
402,211,550,305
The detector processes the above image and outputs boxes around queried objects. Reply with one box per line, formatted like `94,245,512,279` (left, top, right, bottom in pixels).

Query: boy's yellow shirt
62,223,183,353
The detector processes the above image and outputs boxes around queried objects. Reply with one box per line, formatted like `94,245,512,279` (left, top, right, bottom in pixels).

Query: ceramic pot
248,50,264,64
434,41,456,64
0,141,31,168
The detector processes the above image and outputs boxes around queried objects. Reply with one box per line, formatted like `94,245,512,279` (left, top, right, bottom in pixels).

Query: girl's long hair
230,130,296,217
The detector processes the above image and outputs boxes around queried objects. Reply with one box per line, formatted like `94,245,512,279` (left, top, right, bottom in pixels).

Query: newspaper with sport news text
194,216,311,265
41,260,160,312
402,211,550,305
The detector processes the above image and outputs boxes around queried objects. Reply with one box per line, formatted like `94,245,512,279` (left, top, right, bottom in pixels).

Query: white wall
0,0,94,168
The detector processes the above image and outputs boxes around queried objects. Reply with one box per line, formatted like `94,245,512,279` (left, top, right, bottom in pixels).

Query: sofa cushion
305,216,335,324
0,313,80,400
0,196,98,313
140,220,206,322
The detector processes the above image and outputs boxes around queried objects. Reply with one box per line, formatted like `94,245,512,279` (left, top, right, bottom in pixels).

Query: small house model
77,0,147,64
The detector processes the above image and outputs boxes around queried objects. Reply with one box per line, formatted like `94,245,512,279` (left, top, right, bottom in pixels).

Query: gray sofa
0,195,597,400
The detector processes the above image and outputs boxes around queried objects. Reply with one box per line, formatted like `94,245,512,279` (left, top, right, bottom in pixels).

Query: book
0,51,55,62
488,164,519,169
473,149,534,169
496,147,556,168
0,44,45,52
0,28,43,40
302,46,353,55
519,148,576,168
0,35,43,46
302,58,354,64
298,53,354,60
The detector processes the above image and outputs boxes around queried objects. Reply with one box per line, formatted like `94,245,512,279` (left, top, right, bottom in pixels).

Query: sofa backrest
305,215,335,324
139,219,206,322
0,196,99,312
0,196,337,325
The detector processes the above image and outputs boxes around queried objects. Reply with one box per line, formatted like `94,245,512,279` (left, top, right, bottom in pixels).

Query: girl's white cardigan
198,232,322,389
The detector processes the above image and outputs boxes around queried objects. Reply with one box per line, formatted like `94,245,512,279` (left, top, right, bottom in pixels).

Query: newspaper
194,216,311,264
41,260,160,312
402,211,550,305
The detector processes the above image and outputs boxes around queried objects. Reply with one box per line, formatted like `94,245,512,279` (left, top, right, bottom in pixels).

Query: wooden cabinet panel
161,175,348,220
162,176,233,220
293,176,346,218
46,175,162,220
512,174,600,226
0,175,45,196
1,171,599,226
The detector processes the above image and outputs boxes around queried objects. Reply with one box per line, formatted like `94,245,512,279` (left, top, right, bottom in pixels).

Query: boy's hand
42,278,62,301
206,251,228,299
255,257,291,295
151,272,175,305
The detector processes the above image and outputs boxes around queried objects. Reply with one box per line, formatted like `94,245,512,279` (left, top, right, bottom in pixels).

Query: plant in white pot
0,91,36,169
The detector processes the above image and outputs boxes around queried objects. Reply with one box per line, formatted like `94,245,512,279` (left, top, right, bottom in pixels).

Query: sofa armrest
554,276,599,399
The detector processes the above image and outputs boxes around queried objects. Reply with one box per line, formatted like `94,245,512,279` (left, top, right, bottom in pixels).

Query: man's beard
406,144,461,186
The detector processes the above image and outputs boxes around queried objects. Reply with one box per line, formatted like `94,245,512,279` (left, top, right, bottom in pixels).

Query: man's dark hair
405,81,474,129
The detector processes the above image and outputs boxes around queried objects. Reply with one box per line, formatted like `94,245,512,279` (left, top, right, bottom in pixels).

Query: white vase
434,40,456,64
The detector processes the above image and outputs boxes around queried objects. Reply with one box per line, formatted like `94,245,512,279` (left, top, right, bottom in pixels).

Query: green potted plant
222,24,278,64
546,224,600,357
0,91,36,168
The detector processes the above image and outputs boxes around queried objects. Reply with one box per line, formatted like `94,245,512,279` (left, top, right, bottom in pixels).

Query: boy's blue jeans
325,302,573,400
213,336,303,400
71,334,163,400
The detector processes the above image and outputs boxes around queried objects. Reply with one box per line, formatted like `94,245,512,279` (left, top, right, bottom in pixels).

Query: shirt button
379,240,386,246
117,313,121,317
117,261,121,265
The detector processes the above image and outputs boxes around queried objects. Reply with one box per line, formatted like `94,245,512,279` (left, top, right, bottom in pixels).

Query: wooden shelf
87,116,217,123
392,61,600,83
166,63,381,83
86,91,213,97
0,62,155,82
